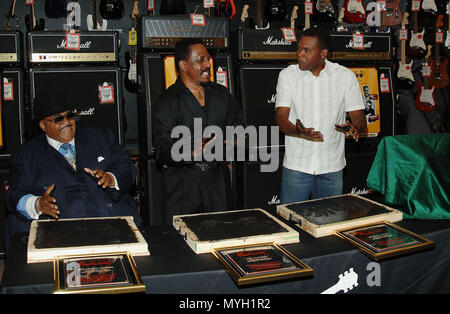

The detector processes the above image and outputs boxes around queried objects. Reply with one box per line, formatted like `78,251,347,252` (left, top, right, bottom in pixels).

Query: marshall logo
57,39,93,49
350,187,370,195
77,107,95,116
262,36,293,46
268,195,281,205
345,40,373,49
267,94,277,104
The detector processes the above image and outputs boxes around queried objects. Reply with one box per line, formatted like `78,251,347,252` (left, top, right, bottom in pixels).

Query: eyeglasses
45,111,78,123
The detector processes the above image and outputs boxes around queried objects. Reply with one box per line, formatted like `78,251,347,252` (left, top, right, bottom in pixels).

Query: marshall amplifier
0,31,22,64
29,66,124,144
139,16,229,50
27,31,119,63
240,63,287,147
0,68,25,156
238,29,300,61
327,32,392,61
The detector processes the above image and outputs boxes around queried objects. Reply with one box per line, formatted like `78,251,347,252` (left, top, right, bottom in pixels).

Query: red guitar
215,0,236,19
416,46,436,112
343,0,366,23
381,0,402,26
428,15,449,89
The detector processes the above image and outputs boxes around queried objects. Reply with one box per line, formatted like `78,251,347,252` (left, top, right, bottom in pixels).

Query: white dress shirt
275,59,364,175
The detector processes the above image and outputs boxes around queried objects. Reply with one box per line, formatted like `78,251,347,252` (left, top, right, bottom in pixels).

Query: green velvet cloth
366,134,450,219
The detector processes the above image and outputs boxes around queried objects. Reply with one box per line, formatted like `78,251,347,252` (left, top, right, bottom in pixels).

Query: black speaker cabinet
139,157,164,227
239,64,287,147
343,142,378,194
137,52,234,156
29,66,124,144
0,68,25,157
236,149,285,211
0,158,10,257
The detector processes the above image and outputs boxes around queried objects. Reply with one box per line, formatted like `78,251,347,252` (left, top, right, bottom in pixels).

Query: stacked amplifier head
136,16,232,226
26,31,124,144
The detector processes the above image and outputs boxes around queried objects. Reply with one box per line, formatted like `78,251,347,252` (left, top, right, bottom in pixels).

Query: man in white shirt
275,27,367,203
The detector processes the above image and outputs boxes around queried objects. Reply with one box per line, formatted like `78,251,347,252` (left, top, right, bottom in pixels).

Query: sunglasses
45,111,78,124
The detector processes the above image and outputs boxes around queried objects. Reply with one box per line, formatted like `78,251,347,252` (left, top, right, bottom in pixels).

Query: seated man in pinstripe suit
4,93,141,251
275,27,367,204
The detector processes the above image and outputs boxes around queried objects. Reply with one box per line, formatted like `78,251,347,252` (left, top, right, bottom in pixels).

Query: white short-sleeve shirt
275,60,364,175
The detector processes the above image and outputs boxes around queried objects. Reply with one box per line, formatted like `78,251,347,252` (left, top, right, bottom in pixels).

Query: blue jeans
280,167,343,204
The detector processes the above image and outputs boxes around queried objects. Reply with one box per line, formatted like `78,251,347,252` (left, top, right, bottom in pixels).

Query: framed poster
212,243,313,286
335,221,435,261
349,68,380,138
53,252,145,294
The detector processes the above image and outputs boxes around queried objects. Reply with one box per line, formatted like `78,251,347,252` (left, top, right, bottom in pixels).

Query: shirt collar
301,59,336,78
46,135,75,151
172,76,214,95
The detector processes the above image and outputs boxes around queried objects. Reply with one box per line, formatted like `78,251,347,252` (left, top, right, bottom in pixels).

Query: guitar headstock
401,12,409,29
132,1,139,19
336,268,358,293
425,44,432,60
436,14,443,29
338,7,345,24
291,5,298,22
241,4,249,22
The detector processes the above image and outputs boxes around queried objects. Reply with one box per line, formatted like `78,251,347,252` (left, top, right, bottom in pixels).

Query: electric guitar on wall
428,15,449,89
407,5,426,58
6,0,17,30
343,0,366,24
313,0,337,23
290,5,298,29
100,0,124,20
125,1,139,93
264,0,287,24
240,4,249,28
416,45,436,112
398,13,415,83
304,0,312,30
252,0,269,29
336,7,347,31
25,0,45,31
215,0,236,19
87,0,108,30
381,0,402,26
422,0,437,14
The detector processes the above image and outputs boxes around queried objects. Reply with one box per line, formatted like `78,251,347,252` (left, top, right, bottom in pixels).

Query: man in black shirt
153,38,242,224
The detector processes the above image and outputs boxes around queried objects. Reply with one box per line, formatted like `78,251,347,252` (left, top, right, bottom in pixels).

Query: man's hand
296,119,324,141
37,184,60,219
84,168,115,189
192,135,216,160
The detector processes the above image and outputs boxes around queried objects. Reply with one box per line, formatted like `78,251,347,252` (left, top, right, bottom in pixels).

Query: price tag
190,14,206,26
281,28,297,42
436,31,444,44
304,2,313,15
399,29,408,41
216,67,228,88
65,31,80,50
376,0,386,11
148,0,155,12
98,83,114,104
379,74,391,93
3,79,13,101
422,65,432,77
352,32,365,50
203,0,214,8
411,0,421,11
128,29,137,46
25,0,34,5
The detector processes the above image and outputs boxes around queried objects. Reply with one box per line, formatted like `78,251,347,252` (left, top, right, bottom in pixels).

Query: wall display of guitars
25,0,45,31
88,0,108,30
397,13,415,84
428,15,449,89
125,1,139,93
415,45,436,112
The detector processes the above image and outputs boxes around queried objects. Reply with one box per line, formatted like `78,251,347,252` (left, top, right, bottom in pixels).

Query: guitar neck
7,0,17,30
401,40,406,64
413,12,418,33
257,0,262,28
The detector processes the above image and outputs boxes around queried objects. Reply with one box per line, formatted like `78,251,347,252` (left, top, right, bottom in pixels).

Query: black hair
174,38,205,73
300,27,332,51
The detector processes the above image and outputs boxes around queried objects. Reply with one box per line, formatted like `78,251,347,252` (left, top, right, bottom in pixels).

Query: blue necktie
59,143,76,169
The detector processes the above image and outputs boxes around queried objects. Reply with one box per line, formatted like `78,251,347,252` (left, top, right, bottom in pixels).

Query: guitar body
429,57,449,88
415,80,436,112
124,51,138,93
397,60,414,82
422,0,438,13
343,0,366,24
215,0,236,20
263,0,286,22
313,0,337,23
100,0,125,20
380,0,402,26
407,30,426,58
